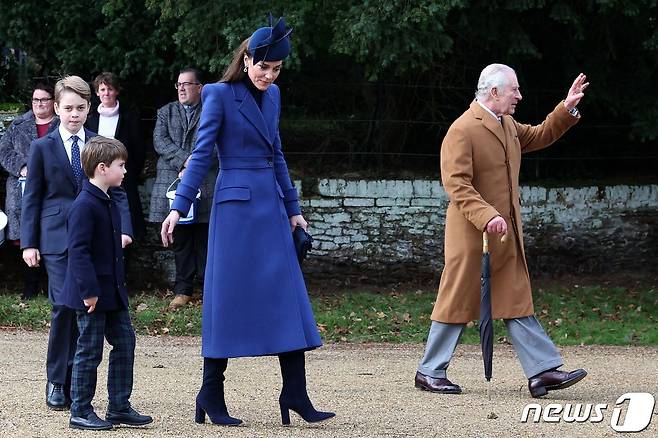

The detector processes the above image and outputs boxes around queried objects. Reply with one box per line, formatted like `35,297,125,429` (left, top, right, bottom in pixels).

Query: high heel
195,358,243,426
279,397,335,425
195,396,242,425
278,351,335,426
195,405,205,424
280,404,291,425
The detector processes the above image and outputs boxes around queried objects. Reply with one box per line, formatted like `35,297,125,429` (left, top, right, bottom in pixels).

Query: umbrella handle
483,231,507,253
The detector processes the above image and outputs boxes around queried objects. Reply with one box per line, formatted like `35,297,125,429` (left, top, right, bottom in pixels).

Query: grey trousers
418,316,563,379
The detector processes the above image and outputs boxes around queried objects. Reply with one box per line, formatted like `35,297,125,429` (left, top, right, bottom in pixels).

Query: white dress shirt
58,124,86,164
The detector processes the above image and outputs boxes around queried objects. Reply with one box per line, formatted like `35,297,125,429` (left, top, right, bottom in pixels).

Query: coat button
267,160,273,166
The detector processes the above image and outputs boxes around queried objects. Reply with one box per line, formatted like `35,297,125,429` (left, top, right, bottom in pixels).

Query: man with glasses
149,68,218,309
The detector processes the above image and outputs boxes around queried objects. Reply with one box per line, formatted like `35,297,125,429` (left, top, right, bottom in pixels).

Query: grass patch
0,284,655,345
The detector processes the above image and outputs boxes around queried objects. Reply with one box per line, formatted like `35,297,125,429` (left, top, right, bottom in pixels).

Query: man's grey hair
475,64,515,100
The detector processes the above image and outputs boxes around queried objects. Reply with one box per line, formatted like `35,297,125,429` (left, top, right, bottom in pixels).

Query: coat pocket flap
40,205,60,218
216,187,251,203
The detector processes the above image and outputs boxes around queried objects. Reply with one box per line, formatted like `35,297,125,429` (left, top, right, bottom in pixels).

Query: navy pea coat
171,82,322,358
62,180,128,312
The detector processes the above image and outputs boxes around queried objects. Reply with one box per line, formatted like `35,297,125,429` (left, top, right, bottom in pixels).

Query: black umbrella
480,231,507,412
480,231,494,383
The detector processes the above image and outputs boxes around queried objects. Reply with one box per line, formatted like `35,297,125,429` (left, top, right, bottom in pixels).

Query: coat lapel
261,88,278,146
86,111,100,133
233,82,273,145
175,103,188,131
470,100,507,150
49,131,77,188
115,109,123,136
185,105,201,145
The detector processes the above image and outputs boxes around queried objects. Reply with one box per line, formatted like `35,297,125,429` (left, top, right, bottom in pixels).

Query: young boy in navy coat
62,137,151,431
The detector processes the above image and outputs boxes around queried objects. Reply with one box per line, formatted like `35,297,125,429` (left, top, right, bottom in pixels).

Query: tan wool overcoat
431,100,579,323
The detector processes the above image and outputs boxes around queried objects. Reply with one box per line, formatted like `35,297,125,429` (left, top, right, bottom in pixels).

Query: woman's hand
290,214,308,232
161,210,181,247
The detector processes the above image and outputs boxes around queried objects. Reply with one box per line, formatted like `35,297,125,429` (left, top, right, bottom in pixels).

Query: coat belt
220,155,274,169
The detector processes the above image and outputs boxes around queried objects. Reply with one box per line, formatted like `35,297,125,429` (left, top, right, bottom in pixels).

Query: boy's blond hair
81,136,128,178
54,75,91,104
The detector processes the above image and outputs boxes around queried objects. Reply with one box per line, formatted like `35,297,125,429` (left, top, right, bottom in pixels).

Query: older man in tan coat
415,64,589,398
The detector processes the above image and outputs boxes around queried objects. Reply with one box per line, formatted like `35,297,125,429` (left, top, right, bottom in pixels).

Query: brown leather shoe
168,294,192,310
414,371,462,394
528,368,587,398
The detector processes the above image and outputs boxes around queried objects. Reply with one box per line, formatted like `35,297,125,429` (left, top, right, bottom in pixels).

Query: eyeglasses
174,82,201,90
32,98,53,104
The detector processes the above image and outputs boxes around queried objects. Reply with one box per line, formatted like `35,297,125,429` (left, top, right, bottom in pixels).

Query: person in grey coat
149,68,218,309
0,83,58,299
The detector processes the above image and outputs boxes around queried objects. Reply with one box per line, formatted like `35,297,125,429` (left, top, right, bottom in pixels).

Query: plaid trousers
71,309,136,417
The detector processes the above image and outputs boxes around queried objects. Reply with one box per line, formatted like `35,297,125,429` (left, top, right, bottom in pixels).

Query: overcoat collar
469,100,506,149
230,82,276,145
47,127,95,189
81,179,112,202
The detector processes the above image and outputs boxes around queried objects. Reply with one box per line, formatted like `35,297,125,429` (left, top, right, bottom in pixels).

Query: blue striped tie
71,135,84,190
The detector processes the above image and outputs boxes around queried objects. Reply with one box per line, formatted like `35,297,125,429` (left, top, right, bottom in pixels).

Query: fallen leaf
136,303,149,313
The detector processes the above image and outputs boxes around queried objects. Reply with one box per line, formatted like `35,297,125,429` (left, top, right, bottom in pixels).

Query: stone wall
135,179,658,286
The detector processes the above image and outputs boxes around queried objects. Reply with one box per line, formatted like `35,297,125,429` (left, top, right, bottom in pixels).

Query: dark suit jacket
62,180,128,312
86,106,146,239
20,128,133,254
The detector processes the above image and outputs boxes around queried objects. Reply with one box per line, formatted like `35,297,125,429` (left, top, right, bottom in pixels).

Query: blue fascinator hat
248,13,293,64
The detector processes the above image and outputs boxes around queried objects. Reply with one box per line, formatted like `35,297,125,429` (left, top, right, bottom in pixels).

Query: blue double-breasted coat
171,82,322,358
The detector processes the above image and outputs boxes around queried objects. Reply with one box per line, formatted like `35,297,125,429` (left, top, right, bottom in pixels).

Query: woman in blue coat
161,16,334,427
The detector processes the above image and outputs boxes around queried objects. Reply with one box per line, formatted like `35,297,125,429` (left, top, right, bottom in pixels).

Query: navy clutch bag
292,226,313,265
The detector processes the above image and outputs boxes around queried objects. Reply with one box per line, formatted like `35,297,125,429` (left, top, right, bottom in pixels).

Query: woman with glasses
0,83,57,299
86,72,145,240
161,16,334,427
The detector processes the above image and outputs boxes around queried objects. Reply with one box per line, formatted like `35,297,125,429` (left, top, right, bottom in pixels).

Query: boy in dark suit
21,76,133,410
63,136,151,431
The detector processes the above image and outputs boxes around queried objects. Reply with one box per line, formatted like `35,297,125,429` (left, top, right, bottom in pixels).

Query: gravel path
0,330,656,437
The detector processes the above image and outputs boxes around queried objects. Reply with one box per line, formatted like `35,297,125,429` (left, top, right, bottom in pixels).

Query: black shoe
70,412,113,430
46,381,71,410
106,406,153,426
414,371,462,394
528,368,588,398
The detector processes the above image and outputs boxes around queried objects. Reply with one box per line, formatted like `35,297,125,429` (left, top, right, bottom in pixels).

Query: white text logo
520,392,655,433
